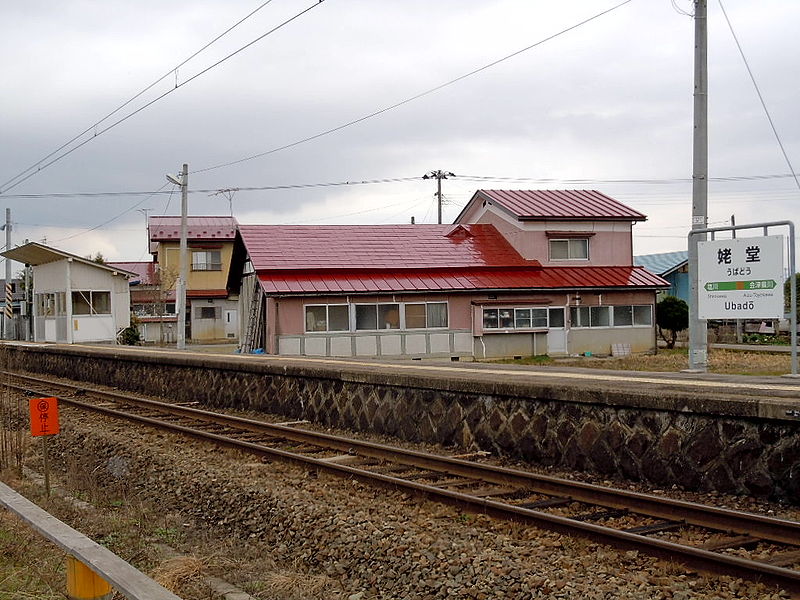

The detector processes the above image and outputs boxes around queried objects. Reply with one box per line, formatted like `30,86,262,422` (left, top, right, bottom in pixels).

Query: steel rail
6,371,798,547
31,392,800,593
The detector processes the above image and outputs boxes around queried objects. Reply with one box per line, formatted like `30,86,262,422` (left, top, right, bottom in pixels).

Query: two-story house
148,216,239,342
229,190,667,359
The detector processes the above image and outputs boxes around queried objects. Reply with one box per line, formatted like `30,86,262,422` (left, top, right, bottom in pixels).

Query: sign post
29,397,59,497
689,221,796,376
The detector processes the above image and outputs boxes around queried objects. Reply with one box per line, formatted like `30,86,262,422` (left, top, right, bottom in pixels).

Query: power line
0,0,326,196
0,176,422,199
457,173,800,185
717,0,800,194
4,172,800,200
0,0,277,195
51,183,170,244
192,0,634,175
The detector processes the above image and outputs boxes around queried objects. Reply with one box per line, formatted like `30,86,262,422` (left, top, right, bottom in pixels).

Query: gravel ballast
36,405,794,600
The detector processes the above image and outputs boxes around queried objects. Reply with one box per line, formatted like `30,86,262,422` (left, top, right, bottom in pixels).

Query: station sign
698,235,785,319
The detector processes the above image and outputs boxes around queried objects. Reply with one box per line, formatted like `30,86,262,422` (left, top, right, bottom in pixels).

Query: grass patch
0,512,64,600
500,348,794,376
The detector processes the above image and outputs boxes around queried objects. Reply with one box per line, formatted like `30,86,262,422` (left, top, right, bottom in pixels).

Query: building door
547,307,567,355
224,309,238,339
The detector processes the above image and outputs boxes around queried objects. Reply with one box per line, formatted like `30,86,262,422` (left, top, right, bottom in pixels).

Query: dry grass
505,348,794,376
152,555,206,592
257,569,337,599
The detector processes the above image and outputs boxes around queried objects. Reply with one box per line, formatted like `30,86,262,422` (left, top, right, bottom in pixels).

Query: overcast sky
1,0,798,266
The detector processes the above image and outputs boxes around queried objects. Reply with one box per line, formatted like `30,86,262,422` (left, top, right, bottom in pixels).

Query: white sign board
698,235,784,319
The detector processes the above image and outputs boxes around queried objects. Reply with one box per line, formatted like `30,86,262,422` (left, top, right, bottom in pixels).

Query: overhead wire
0,0,327,196
51,183,171,244
0,176,422,199
0,0,278,195
192,0,634,175
717,0,800,194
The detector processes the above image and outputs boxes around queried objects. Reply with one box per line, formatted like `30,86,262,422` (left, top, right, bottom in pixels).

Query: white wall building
2,243,133,344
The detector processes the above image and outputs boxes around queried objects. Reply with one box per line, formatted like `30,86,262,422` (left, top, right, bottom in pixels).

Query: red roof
149,216,238,242
469,190,646,221
108,261,158,285
188,289,229,299
239,224,537,271
258,266,667,294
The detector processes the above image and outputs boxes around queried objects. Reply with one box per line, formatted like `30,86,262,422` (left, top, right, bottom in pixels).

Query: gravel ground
22,400,793,600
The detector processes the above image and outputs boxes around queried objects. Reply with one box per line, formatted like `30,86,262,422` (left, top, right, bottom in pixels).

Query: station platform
3,341,799,499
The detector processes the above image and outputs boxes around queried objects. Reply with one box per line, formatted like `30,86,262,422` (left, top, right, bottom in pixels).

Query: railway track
5,370,800,592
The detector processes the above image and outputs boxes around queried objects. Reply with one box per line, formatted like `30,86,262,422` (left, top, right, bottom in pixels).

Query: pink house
230,190,667,359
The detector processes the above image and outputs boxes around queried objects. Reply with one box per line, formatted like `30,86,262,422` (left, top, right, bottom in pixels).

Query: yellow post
66,555,113,600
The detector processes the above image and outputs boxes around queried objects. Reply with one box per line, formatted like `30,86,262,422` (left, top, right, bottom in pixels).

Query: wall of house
472,208,634,267
190,298,239,341
267,290,657,359
159,242,234,290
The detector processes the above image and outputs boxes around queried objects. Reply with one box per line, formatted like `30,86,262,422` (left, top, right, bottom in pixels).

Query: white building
2,243,133,344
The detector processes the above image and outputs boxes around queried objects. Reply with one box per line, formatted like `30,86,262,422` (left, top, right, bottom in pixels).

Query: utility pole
3,209,11,340
423,170,455,224
166,164,189,350
137,208,152,256
687,0,708,371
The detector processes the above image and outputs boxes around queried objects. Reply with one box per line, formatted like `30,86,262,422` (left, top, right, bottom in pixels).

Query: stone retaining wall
4,344,798,502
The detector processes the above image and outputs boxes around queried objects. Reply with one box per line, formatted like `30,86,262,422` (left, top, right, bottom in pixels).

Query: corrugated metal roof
634,251,688,276
108,261,158,285
476,190,646,221
258,266,668,294
2,242,137,277
149,216,238,242
240,224,537,271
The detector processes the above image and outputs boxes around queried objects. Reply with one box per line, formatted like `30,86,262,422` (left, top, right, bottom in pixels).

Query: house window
305,304,349,332
71,291,111,315
356,303,399,330
405,302,448,329
633,305,652,326
196,306,221,320
590,306,610,327
569,306,589,328
549,239,589,260
483,306,551,330
571,305,653,328
191,250,222,271
548,307,565,328
613,305,633,326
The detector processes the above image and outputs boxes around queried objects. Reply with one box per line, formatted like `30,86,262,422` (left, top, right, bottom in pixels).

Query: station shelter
1,242,133,344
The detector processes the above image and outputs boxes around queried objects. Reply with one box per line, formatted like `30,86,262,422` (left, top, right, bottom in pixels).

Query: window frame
404,301,449,330
191,249,223,272
304,303,350,333
482,306,552,331
570,305,654,328
70,290,112,316
549,238,589,261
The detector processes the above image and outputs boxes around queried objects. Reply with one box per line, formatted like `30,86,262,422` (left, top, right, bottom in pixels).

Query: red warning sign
30,397,59,437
